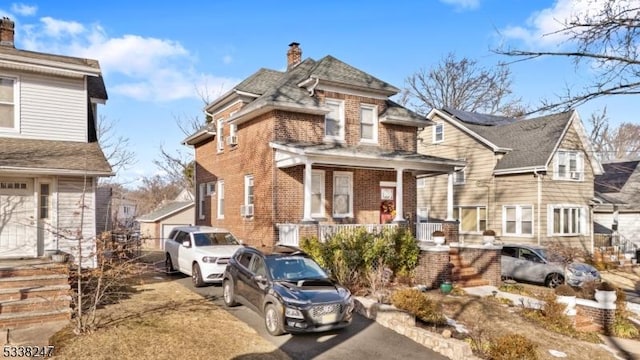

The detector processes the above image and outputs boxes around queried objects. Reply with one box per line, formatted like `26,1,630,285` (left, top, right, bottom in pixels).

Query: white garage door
0,178,36,257
161,224,189,250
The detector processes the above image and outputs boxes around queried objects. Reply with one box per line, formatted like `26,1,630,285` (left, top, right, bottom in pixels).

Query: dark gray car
501,244,600,288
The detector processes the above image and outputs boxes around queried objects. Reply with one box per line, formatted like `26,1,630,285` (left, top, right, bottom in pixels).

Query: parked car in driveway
501,244,600,288
164,226,243,287
222,245,354,336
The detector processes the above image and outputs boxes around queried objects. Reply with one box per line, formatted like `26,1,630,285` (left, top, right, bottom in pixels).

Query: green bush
390,288,446,325
487,333,537,360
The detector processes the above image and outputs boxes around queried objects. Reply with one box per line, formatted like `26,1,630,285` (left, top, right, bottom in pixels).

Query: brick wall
576,301,615,331
414,249,451,288
442,221,459,243
453,245,502,286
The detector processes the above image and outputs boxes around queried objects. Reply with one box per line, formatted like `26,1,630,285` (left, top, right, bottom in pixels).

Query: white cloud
439,0,480,11
10,3,37,16
17,16,239,102
501,0,640,48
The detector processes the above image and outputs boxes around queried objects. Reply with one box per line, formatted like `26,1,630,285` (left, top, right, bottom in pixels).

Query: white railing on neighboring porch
318,223,398,242
415,222,443,242
277,224,300,246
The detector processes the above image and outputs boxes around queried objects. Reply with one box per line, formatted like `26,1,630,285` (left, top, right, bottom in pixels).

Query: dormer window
554,150,583,181
324,99,344,141
433,122,444,143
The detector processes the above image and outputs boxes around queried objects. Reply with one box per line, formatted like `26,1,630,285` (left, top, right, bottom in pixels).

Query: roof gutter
493,166,547,176
0,166,114,177
183,128,216,146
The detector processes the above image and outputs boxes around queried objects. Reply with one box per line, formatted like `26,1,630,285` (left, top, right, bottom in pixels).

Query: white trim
502,204,534,237
432,122,444,143
217,180,225,219
455,205,487,234
380,181,397,187
416,178,426,189
426,109,512,152
324,98,345,141
553,149,584,181
453,169,465,185
310,83,391,99
310,170,325,218
216,118,224,152
359,104,378,144
137,203,194,223
0,74,20,134
332,171,353,218
212,99,244,119
548,204,588,236
198,183,206,220
0,54,102,76
244,174,254,206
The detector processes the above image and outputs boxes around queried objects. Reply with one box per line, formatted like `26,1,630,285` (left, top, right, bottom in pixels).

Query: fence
415,222,444,242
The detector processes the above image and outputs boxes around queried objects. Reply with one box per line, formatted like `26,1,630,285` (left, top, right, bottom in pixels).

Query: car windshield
266,256,328,281
193,232,239,247
536,249,565,263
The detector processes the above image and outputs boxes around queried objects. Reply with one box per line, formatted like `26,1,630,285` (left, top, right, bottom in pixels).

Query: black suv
222,245,354,335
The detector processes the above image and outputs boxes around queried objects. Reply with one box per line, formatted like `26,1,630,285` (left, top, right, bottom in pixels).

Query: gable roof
234,68,284,95
595,160,639,193
0,138,113,176
305,55,399,94
137,201,194,222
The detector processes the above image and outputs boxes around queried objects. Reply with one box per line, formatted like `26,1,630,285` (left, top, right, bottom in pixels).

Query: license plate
320,314,338,324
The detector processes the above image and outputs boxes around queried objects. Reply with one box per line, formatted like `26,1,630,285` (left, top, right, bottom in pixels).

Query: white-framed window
217,180,225,219
324,99,345,141
432,122,444,143
244,175,254,205
216,119,224,152
549,205,587,236
206,181,216,196
198,183,206,220
310,170,325,217
454,170,465,185
333,171,353,218
417,207,429,222
417,177,426,189
359,104,378,143
39,183,50,219
0,76,18,131
455,206,486,233
503,205,534,236
554,149,584,181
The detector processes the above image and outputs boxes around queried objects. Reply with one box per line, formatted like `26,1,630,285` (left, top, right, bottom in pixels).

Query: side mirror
182,240,191,248
253,274,266,283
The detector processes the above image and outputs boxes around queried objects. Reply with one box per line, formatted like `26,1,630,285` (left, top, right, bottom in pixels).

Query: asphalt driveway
172,275,447,360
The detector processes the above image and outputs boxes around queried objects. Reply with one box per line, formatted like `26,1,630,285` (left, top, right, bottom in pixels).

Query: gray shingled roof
382,100,430,125
444,109,573,171
235,68,283,95
137,201,194,222
308,55,399,94
443,107,516,126
595,161,639,193
0,138,112,175
88,75,108,100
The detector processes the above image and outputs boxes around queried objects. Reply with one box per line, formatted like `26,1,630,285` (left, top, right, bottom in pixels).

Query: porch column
446,172,454,221
393,168,405,222
302,160,315,223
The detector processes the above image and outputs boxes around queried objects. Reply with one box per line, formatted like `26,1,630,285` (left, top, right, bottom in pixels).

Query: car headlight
202,256,218,263
567,267,584,277
338,287,351,299
285,307,304,319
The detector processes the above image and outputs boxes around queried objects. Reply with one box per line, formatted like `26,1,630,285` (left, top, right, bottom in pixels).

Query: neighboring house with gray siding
417,107,603,252
0,18,112,266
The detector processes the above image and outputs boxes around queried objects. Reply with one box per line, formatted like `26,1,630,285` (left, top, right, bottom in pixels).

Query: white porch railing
277,224,300,246
415,222,443,242
318,224,398,242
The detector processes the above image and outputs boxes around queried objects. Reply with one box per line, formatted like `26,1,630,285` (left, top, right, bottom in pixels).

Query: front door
380,187,395,224
37,180,54,256
0,178,37,257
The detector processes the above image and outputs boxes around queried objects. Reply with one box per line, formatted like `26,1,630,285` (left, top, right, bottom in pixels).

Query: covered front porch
271,141,463,245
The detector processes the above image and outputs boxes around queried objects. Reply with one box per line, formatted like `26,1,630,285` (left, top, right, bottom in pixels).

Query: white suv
164,226,243,287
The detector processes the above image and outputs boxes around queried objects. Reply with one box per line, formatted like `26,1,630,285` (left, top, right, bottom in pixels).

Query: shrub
487,333,538,360
612,288,640,338
482,229,496,236
596,281,616,291
432,230,445,237
391,288,446,326
554,284,576,296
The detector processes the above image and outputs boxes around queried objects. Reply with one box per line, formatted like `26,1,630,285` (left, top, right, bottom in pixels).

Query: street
172,275,448,360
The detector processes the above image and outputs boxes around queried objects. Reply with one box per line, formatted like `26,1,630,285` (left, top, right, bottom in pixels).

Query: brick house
417,107,604,251
185,43,462,248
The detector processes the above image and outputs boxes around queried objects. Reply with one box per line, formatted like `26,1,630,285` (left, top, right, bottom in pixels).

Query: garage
137,200,194,249
0,178,36,257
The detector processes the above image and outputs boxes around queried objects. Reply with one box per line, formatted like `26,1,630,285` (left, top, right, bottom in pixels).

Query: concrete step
0,264,68,278
451,267,478,277
0,285,70,302
0,309,71,329
456,278,491,287
0,275,68,289
0,297,71,314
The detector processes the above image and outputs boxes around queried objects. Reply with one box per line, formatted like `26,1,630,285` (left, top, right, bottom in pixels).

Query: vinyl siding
19,72,87,141
594,213,640,245
57,176,97,267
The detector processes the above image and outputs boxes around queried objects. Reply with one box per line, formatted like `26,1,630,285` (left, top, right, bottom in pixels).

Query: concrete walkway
463,285,640,360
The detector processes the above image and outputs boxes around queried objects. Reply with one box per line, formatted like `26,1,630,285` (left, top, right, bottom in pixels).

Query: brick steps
0,274,68,289
0,285,70,301
455,278,491,287
0,264,68,277
0,297,71,314
0,309,71,329
449,253,490,287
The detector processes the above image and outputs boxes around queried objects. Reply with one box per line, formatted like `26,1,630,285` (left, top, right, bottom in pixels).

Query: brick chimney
287,42,301,70
0,17,15,47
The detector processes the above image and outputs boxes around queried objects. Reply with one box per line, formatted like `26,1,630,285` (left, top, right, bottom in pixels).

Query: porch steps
449,251,491,288
0,263,71,329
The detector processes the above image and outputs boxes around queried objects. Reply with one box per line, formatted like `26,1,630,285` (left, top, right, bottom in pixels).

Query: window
333,171,353,218
206,181,216,196
198,183,206,220
359,104,378,143
454,170,465,185
237,252,252,268
433,123,444,143
455,206,486,233
249,256,268,277
244,175,254,205
310,170,325,217
417,178,426,189
550,205,586,235
39,183,50,219
216,119,224,152
503,205,533,236
324,99,344,140
0,77,17,130
554,150,583,180
501,247,517,258
217,180,225,219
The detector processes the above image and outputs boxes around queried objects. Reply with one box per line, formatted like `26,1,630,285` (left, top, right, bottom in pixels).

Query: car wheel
264,303,285,336
545,273,564,288
165,253,174,272
223,279,238,307
192,263,205,287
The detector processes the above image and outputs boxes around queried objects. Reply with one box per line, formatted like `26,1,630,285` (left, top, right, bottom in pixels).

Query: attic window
554,150,583,181
433,123,444,143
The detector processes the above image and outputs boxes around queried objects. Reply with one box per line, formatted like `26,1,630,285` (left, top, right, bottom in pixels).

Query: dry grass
52,253,289,360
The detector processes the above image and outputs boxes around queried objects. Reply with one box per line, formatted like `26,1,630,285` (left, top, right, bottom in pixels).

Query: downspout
308,76,319,96
534,170,542,245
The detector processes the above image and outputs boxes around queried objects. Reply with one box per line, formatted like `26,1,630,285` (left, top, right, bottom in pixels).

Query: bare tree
98,115,136,175
128,175,181,216
496,2,640,114
404,53,524,115
588,107,640,161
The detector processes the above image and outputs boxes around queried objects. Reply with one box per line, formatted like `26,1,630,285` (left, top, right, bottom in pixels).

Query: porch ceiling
271,141,463,173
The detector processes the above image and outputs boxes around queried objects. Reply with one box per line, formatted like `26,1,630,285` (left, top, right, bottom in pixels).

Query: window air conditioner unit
226,135,238,145
241,204,254,217
570,171,580,180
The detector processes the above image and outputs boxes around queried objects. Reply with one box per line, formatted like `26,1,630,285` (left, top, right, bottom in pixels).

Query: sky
1,0,638,188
